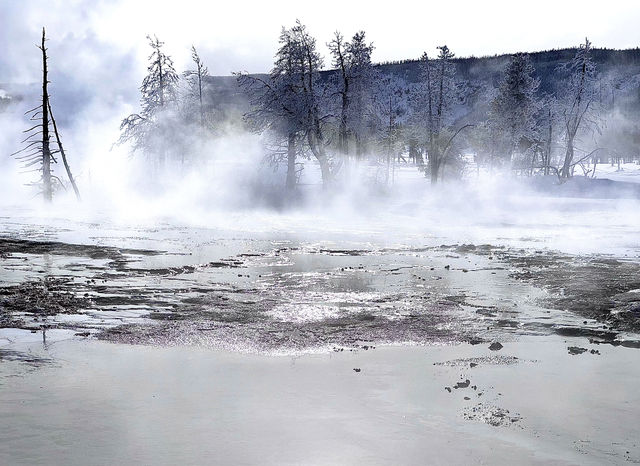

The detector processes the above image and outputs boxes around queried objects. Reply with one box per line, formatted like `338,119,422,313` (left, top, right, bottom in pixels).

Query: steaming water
2,167,640,465
2,167,640,354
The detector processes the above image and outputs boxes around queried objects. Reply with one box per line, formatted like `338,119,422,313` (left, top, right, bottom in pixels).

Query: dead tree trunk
198,67,204,129
39,28,52,202
47,99,80,201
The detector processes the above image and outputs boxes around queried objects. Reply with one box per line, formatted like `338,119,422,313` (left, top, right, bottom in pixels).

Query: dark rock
454,379,471,389
489,342,503,351
620,340,640,349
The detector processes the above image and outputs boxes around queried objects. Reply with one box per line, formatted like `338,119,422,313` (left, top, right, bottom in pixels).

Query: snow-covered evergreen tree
488,53,541,167
238,21,334,189
373,74,410,184
328,30,377,161
119,35,179,168
413,46,470,183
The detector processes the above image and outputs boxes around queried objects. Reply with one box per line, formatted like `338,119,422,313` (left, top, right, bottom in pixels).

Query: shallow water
1,194,640,352
0,336,638,465
1,189,640,464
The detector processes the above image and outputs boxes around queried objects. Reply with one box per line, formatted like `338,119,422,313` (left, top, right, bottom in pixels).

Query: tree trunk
198,68,204,129
285,132,296,191
561,135,575,178
41,28,52,202
317,154,331,188
544,113,552,176
355,134,364,160
47,99,80,201
429,149,439,184
339,90,349,158
428,134,439,184
307,118,332,189
158,54,166,170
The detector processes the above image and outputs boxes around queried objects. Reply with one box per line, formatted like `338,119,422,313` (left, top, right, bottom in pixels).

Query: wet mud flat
1,236,639,352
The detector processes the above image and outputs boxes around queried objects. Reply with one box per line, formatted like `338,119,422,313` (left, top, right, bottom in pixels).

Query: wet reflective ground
1,202,640,465
1,336,638,465
1,209,640,354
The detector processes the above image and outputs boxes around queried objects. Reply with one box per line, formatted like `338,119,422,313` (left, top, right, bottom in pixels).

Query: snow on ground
593,161,640,183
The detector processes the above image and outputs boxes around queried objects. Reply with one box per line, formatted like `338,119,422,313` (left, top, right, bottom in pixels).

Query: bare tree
11,28,80,202
238,21,334,189
237,27,306,191
329,31,376,162
372,75,410,185
328,31,350,160
413,46,470,183
40,28,52,201
183,45,209,129
290,22,333,187
535,94,561,176
558,38,601,178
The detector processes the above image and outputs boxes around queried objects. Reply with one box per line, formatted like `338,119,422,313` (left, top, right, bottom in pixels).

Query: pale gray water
1,196,640,465
0,336,638,465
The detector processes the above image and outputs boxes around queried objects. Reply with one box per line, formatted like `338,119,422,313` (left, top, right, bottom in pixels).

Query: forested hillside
5,28,640,200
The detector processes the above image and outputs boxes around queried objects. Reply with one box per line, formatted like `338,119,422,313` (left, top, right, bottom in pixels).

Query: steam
0,4,639,261
1,64,640,259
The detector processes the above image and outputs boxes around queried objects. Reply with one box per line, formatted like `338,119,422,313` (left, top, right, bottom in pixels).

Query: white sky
2,0,640,80
98,0,640,73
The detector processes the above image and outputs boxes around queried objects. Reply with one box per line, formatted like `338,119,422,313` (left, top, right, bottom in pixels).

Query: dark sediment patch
318,249,370,256
463,246,640,334
454,379,471,389
434,355,520,367
3,235,639,354
489,342,504,351
0,237,162,260
97,305,478,353
463,403,521,427
0,277,91,328
0,348,54,367
122,259,243,277
590,339,640,349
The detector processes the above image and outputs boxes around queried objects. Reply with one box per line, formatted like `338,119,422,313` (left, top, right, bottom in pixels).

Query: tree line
13,25,637,201
234,24,612,189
